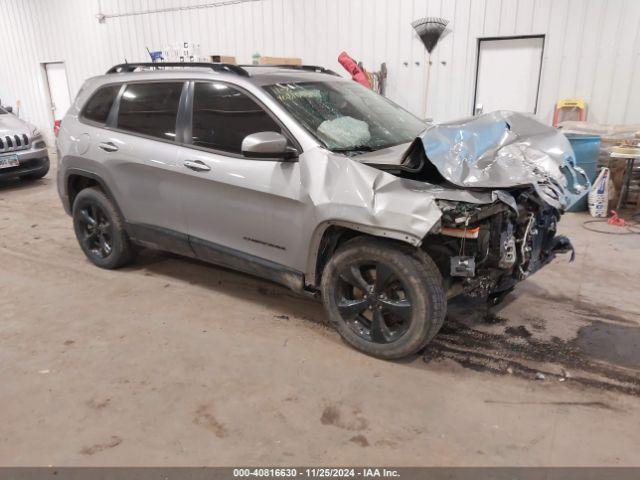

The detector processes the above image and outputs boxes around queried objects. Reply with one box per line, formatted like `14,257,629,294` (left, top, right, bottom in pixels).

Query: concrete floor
1,159,639,466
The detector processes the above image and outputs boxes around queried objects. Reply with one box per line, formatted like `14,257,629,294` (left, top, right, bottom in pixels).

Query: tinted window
82,84,121,124
117,82,183,140
191,82,281,153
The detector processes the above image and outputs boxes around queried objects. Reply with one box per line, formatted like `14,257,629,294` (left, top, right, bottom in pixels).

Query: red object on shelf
338,51,372,89
54,119,61,137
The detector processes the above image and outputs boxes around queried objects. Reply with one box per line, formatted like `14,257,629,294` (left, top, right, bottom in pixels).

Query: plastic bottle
588,167,609,218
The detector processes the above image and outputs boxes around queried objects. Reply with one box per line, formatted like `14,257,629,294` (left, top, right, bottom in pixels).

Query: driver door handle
98,141,119,152
184,160,211,172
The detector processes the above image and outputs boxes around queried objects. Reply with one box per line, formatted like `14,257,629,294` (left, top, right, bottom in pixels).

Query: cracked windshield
264,81,427,155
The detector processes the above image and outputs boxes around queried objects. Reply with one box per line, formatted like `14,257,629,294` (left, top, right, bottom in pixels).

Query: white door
44,62,71,122
474,36,544,115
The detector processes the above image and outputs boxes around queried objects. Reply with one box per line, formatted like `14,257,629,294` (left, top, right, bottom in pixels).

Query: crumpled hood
418,111,590,210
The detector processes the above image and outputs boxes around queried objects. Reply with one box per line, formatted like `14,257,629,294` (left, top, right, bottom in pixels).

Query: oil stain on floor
574,321,640,370
423,296,640,397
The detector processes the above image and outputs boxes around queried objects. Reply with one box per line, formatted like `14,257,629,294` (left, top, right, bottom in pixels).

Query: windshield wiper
330,145,376,154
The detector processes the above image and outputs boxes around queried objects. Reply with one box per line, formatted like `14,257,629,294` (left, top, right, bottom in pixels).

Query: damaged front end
427,193,575,301
359,111,588,300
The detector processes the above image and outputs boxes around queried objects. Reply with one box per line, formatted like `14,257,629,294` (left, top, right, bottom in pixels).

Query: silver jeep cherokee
57,62,588,359
0,105,49,180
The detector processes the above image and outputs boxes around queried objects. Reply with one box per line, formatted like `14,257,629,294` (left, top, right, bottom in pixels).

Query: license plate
0,154,19,169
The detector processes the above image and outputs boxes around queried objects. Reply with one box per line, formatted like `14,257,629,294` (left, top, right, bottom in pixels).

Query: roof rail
106,62,250,77
239,64,341,77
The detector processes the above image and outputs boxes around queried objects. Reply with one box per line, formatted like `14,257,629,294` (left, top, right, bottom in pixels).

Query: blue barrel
563,133,601,212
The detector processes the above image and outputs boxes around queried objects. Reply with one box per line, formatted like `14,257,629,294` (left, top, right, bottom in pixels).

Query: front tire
72,187,134,269
321,238,446,359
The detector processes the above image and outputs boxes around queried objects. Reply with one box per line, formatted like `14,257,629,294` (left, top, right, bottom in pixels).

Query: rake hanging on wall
411,17,449,119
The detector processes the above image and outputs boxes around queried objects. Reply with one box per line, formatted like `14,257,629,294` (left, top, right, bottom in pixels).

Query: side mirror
5,106,13,113
241,132,298,161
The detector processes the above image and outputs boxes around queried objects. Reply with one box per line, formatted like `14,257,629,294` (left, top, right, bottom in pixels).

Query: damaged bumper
413,112,584,296
349,111,586,297
431,194,576,299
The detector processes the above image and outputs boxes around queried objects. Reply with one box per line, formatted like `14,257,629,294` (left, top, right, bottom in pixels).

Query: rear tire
321,237,446,359
72,187,134,269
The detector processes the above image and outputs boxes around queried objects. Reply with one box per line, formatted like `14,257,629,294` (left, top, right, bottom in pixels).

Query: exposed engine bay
365,146,578,299
425,193,575,300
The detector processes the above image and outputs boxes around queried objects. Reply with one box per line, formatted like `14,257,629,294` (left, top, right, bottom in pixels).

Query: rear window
82,84,120,124
116,82,183,141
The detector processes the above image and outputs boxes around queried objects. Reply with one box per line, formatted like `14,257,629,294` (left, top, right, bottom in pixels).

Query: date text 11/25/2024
232,468,400,478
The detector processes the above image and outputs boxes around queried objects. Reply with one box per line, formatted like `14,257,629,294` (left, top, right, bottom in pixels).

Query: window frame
79,78,302,157
79,82,124,127
182,80,302,159
106,80,188,145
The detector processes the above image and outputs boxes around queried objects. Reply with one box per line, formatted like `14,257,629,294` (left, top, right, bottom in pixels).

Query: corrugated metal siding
1,0,639,143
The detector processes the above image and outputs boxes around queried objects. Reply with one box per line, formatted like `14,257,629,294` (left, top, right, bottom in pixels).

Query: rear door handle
184,160,211,172
98,142,119,152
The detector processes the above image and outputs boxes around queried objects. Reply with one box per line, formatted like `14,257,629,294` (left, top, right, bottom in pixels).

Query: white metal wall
1,0,639,143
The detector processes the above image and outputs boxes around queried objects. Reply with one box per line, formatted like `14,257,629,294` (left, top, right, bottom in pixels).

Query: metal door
44,62,72,122
473,36,544,115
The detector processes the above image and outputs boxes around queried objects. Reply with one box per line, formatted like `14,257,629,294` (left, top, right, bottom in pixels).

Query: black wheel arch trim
63,168,126,221
306,220,423,289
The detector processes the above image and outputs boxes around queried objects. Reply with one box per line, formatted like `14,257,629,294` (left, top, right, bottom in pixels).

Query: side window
191,82,282,154
82,84,121,124
116,82,183,140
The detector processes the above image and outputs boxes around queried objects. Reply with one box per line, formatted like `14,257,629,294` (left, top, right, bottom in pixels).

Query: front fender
300,148,445,284
301,148,444,245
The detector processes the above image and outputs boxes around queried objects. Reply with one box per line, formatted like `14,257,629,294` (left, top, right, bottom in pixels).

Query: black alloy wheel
72,187,134,269
321,237,446,359
336,261,413,344
78,203,113,259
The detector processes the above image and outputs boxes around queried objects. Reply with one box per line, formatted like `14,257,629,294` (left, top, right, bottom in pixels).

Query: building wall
1,0,639,143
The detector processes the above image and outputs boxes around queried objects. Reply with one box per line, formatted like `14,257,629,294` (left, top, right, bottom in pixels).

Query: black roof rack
106,62,249,76
239,64,341,77
105,62,341,78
